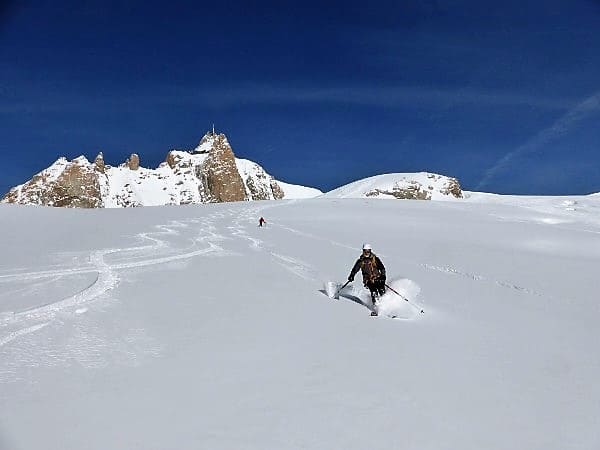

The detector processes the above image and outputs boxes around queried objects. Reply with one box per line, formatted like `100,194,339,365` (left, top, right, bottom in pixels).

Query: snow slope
1,195,599,449
277,180,324,199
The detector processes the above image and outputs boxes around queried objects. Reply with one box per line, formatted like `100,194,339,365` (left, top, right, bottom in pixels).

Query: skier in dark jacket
259,217,266,227
348,243,386,305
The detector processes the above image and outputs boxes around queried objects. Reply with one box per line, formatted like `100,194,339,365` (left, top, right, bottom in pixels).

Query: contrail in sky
477,90,600,190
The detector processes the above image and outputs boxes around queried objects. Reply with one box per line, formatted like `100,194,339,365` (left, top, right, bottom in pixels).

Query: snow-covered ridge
322,172,463,200
2,131,323,207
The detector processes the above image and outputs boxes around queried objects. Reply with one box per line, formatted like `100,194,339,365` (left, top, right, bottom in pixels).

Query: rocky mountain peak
200,133,247,202
193,129,229,154
1,129,318,208
3,156,102,208
94,152,106,173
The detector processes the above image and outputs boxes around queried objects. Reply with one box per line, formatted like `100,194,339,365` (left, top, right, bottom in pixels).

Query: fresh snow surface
102,162,207,207
1,195,600,449
277,180,323,199
323,172,460,200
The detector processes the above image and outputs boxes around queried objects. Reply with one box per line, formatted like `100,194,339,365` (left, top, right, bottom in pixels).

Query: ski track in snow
191,205,568,318
219,207,427,318
267,219,562,304
419,262,568,301
0,212,230,349
269,253,319,281
225,203,325,283
222,205,424,319
1,200,569,350
0,322,51,347
0,199,571,381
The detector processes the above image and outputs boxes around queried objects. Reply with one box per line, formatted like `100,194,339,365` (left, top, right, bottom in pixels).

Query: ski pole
385,283,424,314
336,280,351,297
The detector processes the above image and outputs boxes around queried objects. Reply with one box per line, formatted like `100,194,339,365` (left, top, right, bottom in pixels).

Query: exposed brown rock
365,182,431,200
2,157,103,207
94,152,105,173
270,180,285,200
54,162,102,207
1,130,315,208
166,151,179,169
244,174,284,200
126,153,140,170
199,134,247,202
363,174,463,200
244,169,283,201
442,177,463,198
245,175,269,200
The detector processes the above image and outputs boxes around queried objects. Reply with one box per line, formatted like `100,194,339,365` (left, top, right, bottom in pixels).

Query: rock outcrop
199,134,247,203
126,154,140,171
2,157,103,208
323,172,463,201
364,173,463,200
94,152,106,173
365,183,431,200
1,130,316,208
440,177,462,198
364,174,463,200
235,157,285,201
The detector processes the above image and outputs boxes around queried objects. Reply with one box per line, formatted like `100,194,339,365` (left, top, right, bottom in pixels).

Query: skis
370,298,379,316
371,311,400,319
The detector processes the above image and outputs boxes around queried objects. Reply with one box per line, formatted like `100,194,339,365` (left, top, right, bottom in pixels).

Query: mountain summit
1,130,322,208
323,172,463,200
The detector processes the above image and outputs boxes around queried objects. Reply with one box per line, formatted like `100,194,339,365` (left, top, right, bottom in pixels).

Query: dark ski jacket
350,253,386,284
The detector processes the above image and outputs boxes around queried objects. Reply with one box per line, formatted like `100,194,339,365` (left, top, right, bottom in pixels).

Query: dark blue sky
2,0,600,195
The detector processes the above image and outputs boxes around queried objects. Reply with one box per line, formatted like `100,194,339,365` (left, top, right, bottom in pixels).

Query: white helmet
362,243,372,251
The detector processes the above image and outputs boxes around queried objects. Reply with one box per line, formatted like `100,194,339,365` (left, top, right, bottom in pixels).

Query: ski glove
348,275,354,282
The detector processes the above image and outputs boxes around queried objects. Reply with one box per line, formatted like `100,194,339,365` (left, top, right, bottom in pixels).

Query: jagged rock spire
0,130,322,208
199,134,247,202
126,153,140,171
94,152,105,173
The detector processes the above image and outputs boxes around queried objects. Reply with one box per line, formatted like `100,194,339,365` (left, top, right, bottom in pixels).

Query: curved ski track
0,211,232,348
1,200,565,349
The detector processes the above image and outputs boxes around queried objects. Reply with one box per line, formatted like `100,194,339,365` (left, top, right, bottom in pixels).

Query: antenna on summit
212,123,215,135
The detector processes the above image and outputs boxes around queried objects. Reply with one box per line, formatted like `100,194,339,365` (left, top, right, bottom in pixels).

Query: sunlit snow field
1,195,599,449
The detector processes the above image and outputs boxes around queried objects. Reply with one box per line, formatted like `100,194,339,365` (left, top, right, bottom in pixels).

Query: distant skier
347,243,386,306
259,217,266,227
